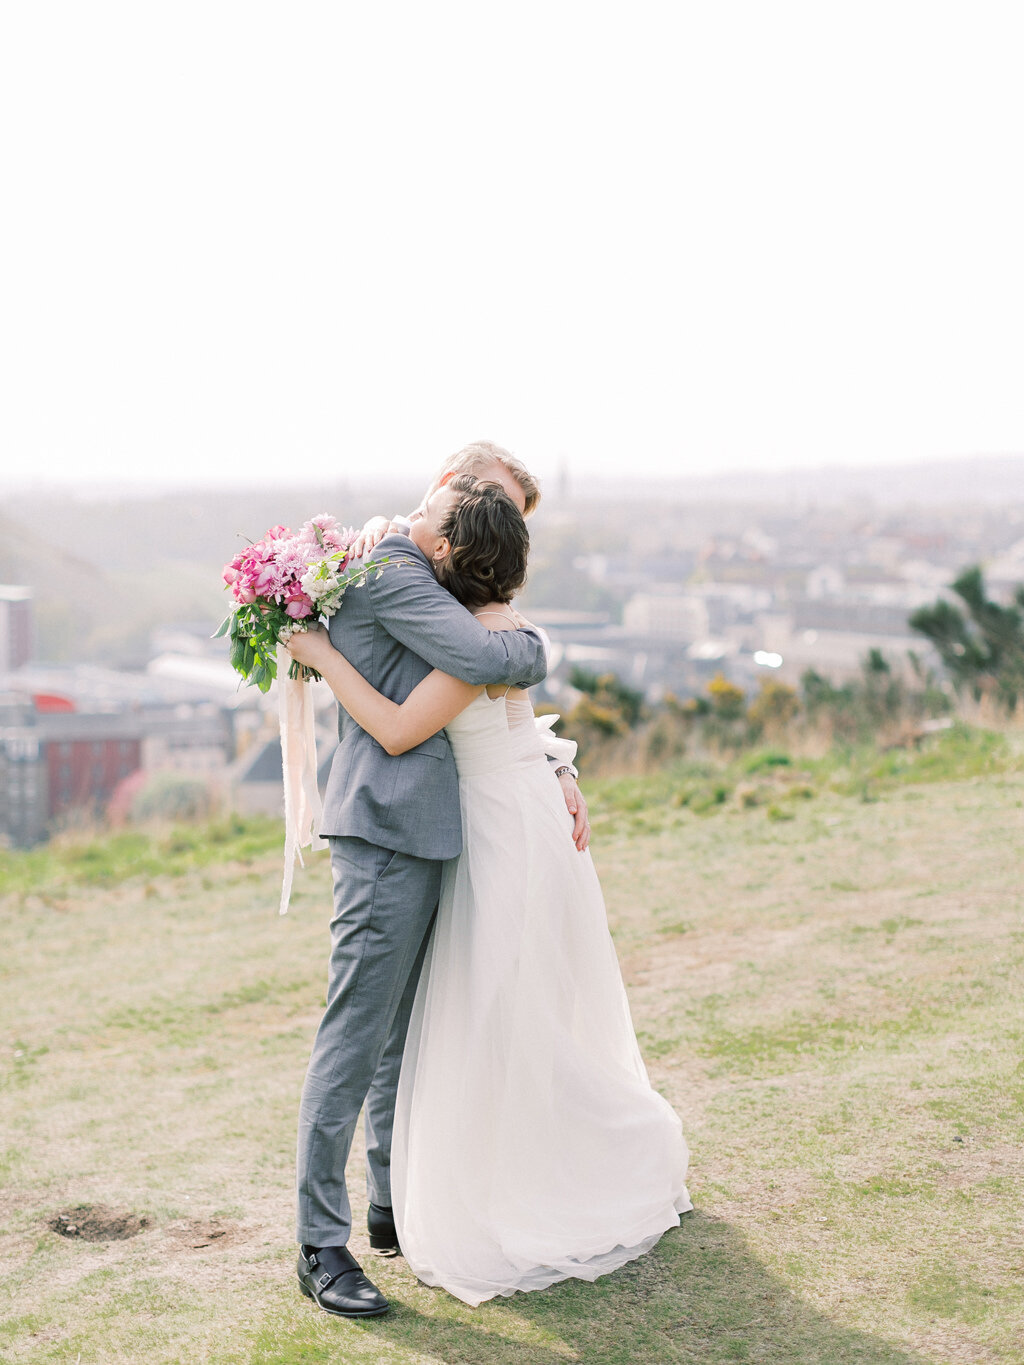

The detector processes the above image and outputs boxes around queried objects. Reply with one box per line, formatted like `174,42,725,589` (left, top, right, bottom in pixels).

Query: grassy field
1,726,1022,1364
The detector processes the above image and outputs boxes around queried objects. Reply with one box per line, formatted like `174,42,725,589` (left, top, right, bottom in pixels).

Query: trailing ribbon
277,645,327,914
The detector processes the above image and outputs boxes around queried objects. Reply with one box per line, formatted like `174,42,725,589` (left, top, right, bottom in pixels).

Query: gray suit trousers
296,835,442,1246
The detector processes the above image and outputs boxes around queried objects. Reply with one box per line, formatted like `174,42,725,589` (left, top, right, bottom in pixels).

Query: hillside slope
1,754,1022,1363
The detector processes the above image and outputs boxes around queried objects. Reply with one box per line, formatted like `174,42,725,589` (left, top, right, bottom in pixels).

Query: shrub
130,772,216,823
707,672,746,720
748,679,800,734
568,667,645,727
743,749,793,774
565,668,648,754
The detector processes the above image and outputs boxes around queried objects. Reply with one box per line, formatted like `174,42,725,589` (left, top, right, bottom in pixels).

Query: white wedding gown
391,691,692,1306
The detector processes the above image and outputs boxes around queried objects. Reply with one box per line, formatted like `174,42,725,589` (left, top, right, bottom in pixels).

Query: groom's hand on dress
558,773,590,851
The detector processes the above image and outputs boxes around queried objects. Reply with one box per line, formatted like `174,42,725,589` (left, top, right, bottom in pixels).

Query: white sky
2,1,1023,492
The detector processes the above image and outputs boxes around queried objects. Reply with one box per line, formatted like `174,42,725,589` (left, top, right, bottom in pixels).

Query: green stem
287,660,322,683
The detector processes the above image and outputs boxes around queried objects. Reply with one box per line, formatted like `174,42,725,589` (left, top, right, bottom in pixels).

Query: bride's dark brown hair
434,474,530,609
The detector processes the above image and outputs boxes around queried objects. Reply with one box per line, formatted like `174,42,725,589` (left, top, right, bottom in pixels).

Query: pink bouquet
216,514,385,691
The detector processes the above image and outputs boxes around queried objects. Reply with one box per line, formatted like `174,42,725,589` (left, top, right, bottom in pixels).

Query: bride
286,477,691,1306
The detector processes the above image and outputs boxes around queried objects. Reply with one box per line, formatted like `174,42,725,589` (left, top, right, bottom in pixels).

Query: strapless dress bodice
444,693,545,779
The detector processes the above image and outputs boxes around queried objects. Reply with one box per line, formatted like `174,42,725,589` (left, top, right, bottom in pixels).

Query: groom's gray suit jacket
319,532,548,860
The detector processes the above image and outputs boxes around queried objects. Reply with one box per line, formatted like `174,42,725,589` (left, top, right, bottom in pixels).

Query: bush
568,668,645,727
554,646,955,779
799,650,951,744
743,749,792,774
565,668,648,754
130,772,216,823
707,672,746,720
748,679,800,734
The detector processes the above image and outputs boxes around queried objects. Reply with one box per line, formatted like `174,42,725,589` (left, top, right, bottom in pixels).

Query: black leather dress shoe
297,1244,390,1317
367,1202,401,1255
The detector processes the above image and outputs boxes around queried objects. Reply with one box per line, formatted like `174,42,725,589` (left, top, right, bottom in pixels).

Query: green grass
586,722,1021,836
1,727,1023,1362
0,814,282,898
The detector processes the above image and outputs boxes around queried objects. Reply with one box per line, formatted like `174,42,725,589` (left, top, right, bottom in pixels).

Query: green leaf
212,614,233,639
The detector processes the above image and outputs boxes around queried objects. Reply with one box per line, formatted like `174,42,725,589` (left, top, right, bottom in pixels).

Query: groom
294,443,586,1317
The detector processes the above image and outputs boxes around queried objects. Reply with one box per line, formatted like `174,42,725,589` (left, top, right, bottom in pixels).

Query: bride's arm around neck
285,623,483,756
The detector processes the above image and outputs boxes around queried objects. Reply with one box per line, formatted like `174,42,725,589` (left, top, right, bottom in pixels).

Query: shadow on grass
240,1212,930,1365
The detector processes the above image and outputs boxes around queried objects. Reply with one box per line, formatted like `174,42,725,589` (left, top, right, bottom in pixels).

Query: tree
909,566,1024,710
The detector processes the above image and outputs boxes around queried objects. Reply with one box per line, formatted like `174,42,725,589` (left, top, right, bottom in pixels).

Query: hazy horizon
3,449,1022,506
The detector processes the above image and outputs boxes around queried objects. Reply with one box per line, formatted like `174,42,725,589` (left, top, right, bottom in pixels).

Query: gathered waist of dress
447,729,548,780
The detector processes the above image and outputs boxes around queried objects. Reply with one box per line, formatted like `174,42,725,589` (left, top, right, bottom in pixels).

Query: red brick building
0,709,144,846
45,733,142,819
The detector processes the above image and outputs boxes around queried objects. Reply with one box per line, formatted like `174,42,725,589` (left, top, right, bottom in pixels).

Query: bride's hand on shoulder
284,622,333,668
348,515,392,560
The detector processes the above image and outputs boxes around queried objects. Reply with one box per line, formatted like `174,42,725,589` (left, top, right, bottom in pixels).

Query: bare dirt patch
161,1216,246,1250
48,1204,149,1241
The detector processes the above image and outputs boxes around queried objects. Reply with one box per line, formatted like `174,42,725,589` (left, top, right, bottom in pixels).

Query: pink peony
222,515,362,620
254,562,285,597
284,592,314,619
295,515,357,559
306,513,339,536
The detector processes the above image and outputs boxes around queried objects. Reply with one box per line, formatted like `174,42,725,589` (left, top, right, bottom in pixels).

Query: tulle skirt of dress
391,744,692,1306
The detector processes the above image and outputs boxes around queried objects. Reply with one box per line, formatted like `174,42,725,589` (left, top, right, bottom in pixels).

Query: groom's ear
432,536,452,564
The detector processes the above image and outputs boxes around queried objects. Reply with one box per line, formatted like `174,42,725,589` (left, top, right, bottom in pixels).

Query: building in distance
0,586,32,673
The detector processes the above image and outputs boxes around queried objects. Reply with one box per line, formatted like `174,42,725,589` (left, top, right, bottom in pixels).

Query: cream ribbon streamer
277,645,327,914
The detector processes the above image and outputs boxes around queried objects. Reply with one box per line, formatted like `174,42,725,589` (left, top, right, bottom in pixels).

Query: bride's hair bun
435,476,529,609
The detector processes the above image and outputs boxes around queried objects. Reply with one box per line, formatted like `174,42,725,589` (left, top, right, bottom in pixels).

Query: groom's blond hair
427,441,541,516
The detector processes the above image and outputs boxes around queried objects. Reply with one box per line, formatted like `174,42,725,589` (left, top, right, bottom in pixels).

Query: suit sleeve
364,543,547,688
